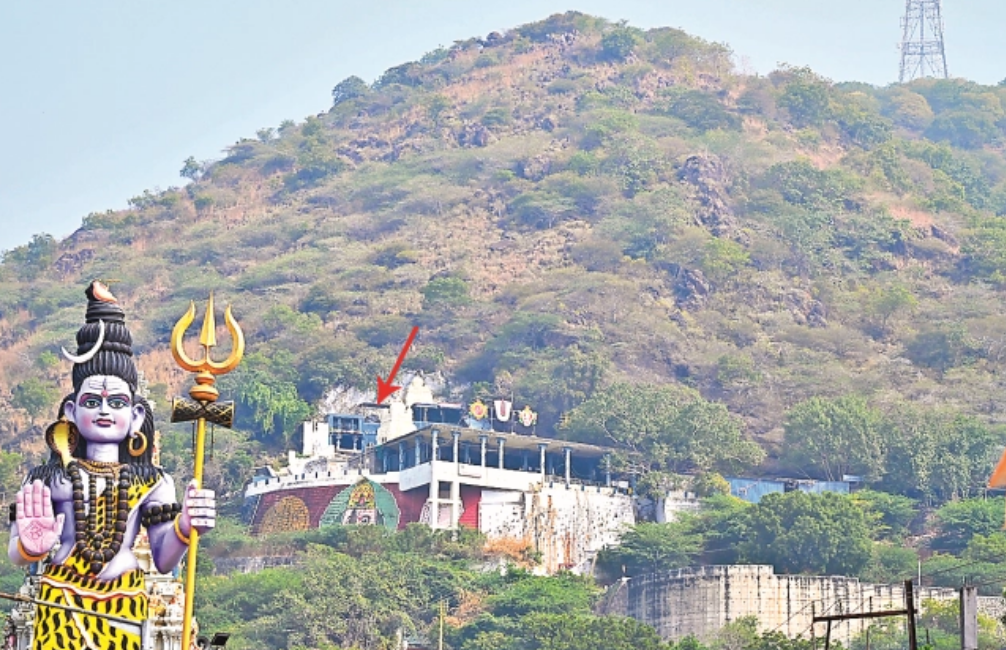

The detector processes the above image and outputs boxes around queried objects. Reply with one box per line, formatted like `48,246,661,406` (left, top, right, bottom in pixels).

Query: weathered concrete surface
481,484,635,574
599,565,974,646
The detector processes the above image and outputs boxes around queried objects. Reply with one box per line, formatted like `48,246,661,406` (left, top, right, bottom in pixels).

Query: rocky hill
3,12,1006,497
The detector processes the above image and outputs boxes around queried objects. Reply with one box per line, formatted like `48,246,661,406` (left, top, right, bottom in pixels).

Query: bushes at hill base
598,491,916,582
197,524,674,650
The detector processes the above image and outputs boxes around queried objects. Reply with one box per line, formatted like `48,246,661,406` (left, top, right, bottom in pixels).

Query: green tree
600,26,642,62
905,324,982,374
36,350,60,371
857,544,918,584
861,283,918,337
925,110,1000,149
690,494,752,565
3,233,58,281
877,404,941,499
659,90,740,132
487,573,598,617
928,416,1002,501
783,396,884,481
850,598,1001,650
422,277,470,307
699,238,751,284
740,491,873,576
331,75,370,106
760,160,859,210
11,377,59,419
457,612,670,650
835,104,892,149
596,521,704,579
777,66,832,127
963,220,1006,282
424,93,451,123
225,350,313,446
0,451,23,502
883,88,934,131
180,156,203,181
963,532,1006,563
565,382,763,474
931,497,1005,554
507,191,577,229
851,489,917,539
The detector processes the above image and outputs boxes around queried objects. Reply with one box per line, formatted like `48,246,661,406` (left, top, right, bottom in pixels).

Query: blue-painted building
725,477,851,504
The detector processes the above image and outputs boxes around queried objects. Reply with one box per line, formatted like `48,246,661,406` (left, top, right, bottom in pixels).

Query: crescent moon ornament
61,319,106,364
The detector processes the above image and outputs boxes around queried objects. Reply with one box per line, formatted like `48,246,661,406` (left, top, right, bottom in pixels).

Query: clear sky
1,1,1003,253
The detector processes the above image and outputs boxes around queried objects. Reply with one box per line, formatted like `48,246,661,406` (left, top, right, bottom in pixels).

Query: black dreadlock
27,283,163,485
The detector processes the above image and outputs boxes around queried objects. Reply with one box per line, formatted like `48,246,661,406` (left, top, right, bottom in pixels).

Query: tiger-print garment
32,474,160,650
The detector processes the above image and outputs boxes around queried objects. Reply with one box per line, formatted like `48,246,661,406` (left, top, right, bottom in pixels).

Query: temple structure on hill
243,376,857,574
243,376,634,574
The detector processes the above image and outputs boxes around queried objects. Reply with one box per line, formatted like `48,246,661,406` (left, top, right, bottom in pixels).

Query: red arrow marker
376,326,420,404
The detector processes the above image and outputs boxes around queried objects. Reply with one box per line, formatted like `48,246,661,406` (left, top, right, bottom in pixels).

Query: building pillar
429,476,439,529
415,434,422,465
604,453,611,487
479,434,488,470
563,447,571,487
539,443,548,484
497,436,505,470
452,430,461,467
430,430,441,528
450,479,461,529
399,442,406,470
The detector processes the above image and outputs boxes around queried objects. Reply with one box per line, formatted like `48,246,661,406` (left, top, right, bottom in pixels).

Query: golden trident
169,294,244,650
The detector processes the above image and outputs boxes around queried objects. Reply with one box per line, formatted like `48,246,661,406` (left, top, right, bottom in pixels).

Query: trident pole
170,294,244,650
181,415,208,649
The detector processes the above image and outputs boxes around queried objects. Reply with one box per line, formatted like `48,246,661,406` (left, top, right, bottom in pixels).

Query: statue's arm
144,474,186,573
145,474,216,574
8,522,25,566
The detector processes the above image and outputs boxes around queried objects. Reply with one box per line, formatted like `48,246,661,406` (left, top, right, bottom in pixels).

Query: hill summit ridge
0,12,1004,499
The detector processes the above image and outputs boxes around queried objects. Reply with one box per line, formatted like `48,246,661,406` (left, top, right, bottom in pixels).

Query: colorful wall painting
319,478,401,531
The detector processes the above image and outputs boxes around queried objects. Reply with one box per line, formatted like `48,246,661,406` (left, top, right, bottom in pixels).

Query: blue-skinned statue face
63,375,145,445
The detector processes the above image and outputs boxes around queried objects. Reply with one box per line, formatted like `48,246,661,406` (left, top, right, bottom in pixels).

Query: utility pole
960,583,978,650
439,599,446,650
899,0,949,82
811,580,919,650
906,579,919,650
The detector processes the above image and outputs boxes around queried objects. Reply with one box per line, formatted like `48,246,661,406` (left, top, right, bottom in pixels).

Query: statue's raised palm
16,480,64,557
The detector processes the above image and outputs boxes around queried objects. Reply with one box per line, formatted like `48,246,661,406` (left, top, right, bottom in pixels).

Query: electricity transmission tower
899,0,948,83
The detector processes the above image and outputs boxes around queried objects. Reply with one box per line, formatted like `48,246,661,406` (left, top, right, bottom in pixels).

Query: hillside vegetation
2,12,1006,503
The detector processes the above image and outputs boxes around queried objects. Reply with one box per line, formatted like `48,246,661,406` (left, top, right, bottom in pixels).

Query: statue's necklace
67,460,132,575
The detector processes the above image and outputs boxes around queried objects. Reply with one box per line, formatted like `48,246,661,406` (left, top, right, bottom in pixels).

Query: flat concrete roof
382,425,612,458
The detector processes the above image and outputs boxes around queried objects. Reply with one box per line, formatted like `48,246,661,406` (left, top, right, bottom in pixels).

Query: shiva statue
7,281,215,650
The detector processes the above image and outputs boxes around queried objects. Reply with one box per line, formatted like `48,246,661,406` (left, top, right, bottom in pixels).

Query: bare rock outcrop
678,154,744,241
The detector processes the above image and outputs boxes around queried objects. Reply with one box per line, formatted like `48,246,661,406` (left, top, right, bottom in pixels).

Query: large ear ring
128,431,148,457
45,418,79,466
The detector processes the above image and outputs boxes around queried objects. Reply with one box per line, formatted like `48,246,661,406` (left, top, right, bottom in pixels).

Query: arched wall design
320,478,401,531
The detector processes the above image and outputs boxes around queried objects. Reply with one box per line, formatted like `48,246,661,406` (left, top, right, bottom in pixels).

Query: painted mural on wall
258,495,311,535
320,479,400,530
6,283,215,650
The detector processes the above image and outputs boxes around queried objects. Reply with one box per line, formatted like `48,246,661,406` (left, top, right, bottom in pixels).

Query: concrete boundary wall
599,565,992,646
